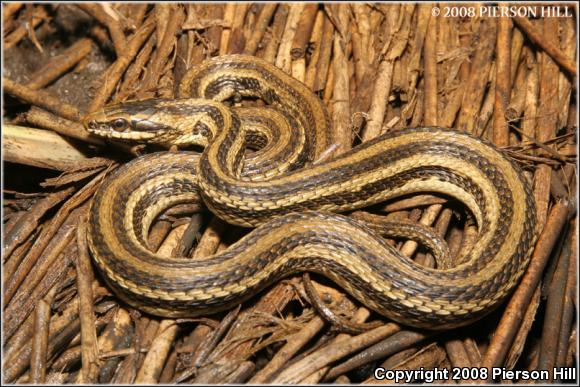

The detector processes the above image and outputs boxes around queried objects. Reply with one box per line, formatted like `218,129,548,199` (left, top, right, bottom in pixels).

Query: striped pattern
85,55,537,330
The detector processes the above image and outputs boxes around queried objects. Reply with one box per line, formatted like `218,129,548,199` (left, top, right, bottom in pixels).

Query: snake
83,55,537,330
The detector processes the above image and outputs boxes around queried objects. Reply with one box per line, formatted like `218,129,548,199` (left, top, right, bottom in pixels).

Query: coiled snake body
84,55,537,329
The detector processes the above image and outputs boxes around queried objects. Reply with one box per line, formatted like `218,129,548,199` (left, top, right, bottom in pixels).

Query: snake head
82,99,186,146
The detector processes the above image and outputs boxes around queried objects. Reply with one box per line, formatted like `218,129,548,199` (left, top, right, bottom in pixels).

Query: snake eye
111,118,128,132
87,121,97,130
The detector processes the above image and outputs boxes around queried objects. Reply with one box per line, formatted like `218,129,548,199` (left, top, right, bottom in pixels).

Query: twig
330,4,351,154
77,3,126,56
88,14,155,112
75,218,100,383
324,329,429,381
134,320,179,383
272,323,401,383
481,200,574,378
248,316,325,383
275,3,305,73
290,3,318,60
537,223,575,381
26,38,94,90
243,4,278,55
3,77,81,121
29,299,52,383
261,4,288,63
3,187,74,260
512,16,576,77
493,5,511,146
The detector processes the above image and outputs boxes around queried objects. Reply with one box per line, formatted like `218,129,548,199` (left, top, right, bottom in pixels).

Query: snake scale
83,55,537,329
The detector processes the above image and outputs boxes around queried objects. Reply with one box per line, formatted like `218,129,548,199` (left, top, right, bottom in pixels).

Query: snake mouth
87,127,167,141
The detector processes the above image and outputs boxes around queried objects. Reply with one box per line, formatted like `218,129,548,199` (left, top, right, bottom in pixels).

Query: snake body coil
84,55,537,329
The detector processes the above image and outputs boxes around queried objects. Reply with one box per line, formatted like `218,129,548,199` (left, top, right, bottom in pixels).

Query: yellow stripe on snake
83,55,537,329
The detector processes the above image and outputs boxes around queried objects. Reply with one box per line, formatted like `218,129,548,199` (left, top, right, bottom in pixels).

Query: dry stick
521,51,539,142
29,299,51,383
25,107,105,145
504,283,542,370
97,308,134,383
192,217,227,258
225,3,249,54
324,330,429,382
168,324,214,382
4,284,74,360
3,187,74,260
290,4,319,82
536,224,574,381
464,337,482,366
111,317,154,384
533,17,560,230
364,342,446,384
331,5,351,154
154,3,171,45
199,282,297,369
131,224,187,383
423,14,437,125
248,316,325,383
223,361,255,384
556,16,576,129
275,3,305,73
555,225,577,372
75,219,100,383
4,224,77,338
3,230,38,287
445,338,472,369
172,213,204,257
311,14,334,93
243,3,278,55
303,10,325,89
509,26,524,90
128,3,149,29
3,2,23,23
218,3,236,55
3,77,81,121
361,5,406,141
77,3,126,56
512,16,576,77
260,6,288,63
3,6,47,50
492,8,511,147
399,204,443,258
158,349,178,383
205,4,225,56
172,307,240,382
272,324,401,383
26,38,93,90
407,4,430,100
379,347,419,371
3,284,108,383
88,15,155,112
290,3,318,60
456,18,497,134
505,58,528,123
480,200,573,378
134,320,179,383
351,3,372,86
116,36,156,101
439,18,469,129
3,170,105,308
350,26,364,95
142,6,184,92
